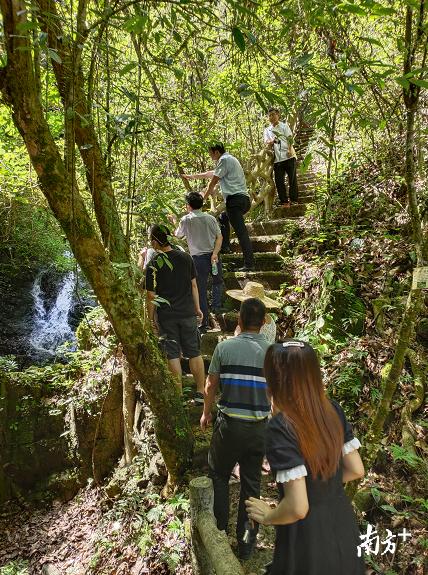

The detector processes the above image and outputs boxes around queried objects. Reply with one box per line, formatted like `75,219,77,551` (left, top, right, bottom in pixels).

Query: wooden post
190,476,215,575
189,476,245,575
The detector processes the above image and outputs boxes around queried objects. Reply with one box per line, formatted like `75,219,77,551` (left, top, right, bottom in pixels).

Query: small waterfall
29,270,77,356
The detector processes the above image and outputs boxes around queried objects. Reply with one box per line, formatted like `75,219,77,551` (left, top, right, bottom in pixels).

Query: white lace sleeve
276,465,308,483
260,315,277,344
342,437,361,455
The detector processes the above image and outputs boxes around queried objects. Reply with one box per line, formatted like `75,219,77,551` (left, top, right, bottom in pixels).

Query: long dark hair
264,341,344,480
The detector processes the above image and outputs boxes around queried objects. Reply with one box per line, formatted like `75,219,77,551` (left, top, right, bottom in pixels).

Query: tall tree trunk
362,1,428,471
122,359,138,464
0,0,193,484
36,0,129,262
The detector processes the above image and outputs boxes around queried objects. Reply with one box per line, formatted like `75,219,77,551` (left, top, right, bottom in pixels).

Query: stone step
200,329,235,356
271,204,307,218
230,234,283,253
247,217,303,235
223,269,291,290
221,251,282,271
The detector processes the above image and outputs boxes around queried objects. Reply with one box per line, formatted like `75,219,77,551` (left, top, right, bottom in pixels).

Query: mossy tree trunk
0,0,193,484
362,0,428,470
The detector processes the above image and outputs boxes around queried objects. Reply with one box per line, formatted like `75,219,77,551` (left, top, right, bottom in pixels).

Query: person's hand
245,497,272,526
200,411,212,431
196,308,204,323
211,253,218,264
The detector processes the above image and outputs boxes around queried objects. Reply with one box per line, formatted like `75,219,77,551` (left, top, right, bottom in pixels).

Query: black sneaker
193,392,204,404
238,266,254,272
212,306,228,314
237,541,255,560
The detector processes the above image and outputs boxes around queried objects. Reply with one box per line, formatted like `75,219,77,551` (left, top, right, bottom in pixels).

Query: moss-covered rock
75,306,114,351
0,361,124,503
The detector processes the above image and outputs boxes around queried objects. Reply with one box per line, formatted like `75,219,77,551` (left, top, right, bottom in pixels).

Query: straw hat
226,281,281,309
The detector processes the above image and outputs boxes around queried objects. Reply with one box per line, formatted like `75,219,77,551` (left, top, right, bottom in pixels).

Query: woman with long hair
246,340,365,574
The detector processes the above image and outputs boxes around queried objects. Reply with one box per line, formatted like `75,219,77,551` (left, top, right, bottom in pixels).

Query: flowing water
29,270,77,356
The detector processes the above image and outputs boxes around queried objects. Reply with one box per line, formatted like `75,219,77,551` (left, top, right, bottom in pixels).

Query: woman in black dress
245,340,366,575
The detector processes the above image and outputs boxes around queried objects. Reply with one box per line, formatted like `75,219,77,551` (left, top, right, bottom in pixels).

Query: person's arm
203,174,220,199
191,277,203,323
174,216,186,239
246,477,309,526
182,170,215,180
211,233,222,264
264,127,275,146
200,373,220,430
146,290,158,333
342,450,365,482
137,248,147,271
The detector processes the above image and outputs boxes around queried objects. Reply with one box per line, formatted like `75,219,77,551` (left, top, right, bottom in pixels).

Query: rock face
0,269,37,364
0,367,124,503
0,372,71,501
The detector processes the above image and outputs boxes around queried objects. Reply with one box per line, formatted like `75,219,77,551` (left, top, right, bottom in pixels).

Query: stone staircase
183,127,318,391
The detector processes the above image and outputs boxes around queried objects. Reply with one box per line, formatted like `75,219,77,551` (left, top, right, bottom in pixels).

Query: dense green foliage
0,0,427,573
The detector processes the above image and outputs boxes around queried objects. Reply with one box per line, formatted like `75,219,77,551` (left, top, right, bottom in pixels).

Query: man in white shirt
263,107,298,207
182,143,254,272
175,191,224,333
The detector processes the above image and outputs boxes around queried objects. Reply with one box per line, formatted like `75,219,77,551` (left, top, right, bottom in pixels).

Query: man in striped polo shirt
200,298,270,560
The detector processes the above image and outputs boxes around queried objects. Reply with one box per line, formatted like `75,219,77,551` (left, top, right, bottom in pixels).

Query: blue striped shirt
208,333,270,421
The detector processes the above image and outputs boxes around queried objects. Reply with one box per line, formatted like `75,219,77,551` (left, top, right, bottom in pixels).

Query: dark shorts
157,314,201,360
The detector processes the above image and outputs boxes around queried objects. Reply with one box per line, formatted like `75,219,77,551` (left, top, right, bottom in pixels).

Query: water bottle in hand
212,261,218,275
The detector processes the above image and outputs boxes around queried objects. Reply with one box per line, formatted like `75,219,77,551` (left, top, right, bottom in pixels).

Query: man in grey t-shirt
182,143,254,271
175,192,224,332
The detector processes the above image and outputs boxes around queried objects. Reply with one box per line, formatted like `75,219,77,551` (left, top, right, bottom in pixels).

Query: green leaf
346,83,364,96
294,52,313,67
395,76,410,89
232,26,246,52
370,3,396,16
299,152,313,175
201,88,215,104
119,62,138,76
173,67,184,80
246,31,257,45
410,78,428,88
380,504,398,514
16,20,38,33
123,14,148,34
360,35,383,47
254,92,266,112
48,48,62,64
338,3,367,16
